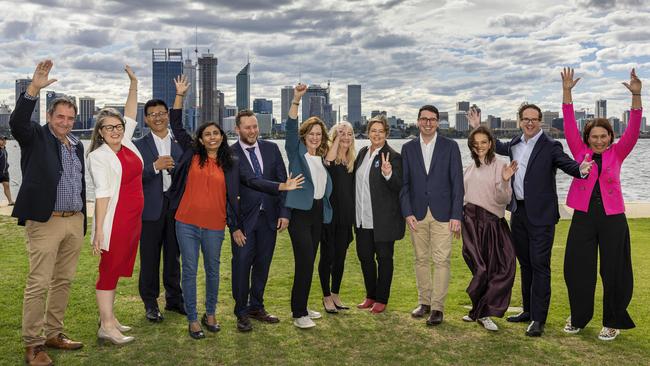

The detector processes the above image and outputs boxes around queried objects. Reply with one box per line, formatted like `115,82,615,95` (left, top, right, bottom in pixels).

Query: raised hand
502,160,518,181
125,65,137,82
468,106,480,129
561,67,580,90
579,153,594,176
294,83,308,100
381,152,392,177
174,74,191,96
28,60,57,94
622,68,642,94
279,172,305,191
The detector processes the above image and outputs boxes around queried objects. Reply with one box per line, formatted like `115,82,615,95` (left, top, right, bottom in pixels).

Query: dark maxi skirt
461,203,516,319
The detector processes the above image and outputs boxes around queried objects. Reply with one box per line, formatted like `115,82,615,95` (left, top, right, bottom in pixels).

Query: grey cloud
362,33,416,49
69,29,113,48
70,54,125,73
329,32,354,46
614,30,650,42
378,0,407,9
488,14,550,29
574,0,644,8
1,21,30,39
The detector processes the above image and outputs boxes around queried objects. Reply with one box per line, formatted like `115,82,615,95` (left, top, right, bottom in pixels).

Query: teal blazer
284,117,333,223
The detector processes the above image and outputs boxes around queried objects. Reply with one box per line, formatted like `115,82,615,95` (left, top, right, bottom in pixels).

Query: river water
3,138,649,202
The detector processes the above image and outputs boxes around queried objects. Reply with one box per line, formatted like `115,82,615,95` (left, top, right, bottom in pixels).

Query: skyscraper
152,48,183,109
456,101,470,112
183,58,199,130
596,99,607,118
15,79,40,122
281,86,294,122
542,110,559,131
347,84,361,125
455,101,470,131
253,98,273,114
198,53,218,123
78,97,95,129
301,85,329,122
236,62,250,111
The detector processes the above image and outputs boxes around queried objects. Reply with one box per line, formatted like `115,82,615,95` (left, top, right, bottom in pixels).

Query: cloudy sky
0,0,648,125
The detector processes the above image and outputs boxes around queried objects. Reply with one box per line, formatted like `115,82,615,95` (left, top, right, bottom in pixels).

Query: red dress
96,146,144,290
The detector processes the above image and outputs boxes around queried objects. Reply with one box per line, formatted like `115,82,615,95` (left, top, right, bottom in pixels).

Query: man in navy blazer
400,105,464,326
469,104,591,337
230,110,290,332
133,99,185,322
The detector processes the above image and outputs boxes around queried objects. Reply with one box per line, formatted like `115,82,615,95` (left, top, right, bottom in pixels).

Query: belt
52,211,79,217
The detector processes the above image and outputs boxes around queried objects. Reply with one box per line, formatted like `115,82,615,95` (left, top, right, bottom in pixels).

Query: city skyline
0,0,649,125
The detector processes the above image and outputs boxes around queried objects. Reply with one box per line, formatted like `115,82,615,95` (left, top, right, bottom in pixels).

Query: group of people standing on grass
9,60,642,366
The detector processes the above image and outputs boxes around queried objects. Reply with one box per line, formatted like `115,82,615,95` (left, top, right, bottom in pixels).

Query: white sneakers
563,316,581,334
598,327,620,341
477,317,499,331
461,315,474,322
293,316,316,329
307,309,322,319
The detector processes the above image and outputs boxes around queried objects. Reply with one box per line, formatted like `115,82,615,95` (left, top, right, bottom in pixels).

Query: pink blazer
563,104,642,215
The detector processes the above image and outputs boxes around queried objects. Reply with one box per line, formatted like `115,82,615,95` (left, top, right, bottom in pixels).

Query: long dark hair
468,126,496,167
193,122,233,170
583,118,615,147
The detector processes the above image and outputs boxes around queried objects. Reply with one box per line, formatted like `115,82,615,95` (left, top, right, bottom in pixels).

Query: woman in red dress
88,66,144,345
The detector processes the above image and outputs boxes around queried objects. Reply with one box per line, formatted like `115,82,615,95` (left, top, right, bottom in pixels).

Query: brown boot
25,345,53,366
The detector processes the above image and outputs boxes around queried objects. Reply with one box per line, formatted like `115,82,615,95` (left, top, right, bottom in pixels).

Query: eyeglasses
147,111,168,118
101,124,125,132
418,117,438,124
521,118,540,124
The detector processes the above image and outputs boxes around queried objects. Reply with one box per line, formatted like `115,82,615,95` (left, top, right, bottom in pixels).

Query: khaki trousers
22,213,84,346
410,209,452,311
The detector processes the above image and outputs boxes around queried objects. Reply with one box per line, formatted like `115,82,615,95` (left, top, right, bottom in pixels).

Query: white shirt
420,133,437,174
152,131,172,192
238,139,264,173
511,129,544,200
355,147,382,229
304,153,327,199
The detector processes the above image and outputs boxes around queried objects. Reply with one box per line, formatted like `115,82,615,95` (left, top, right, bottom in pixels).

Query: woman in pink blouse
460,124,518,332
561,67,642,341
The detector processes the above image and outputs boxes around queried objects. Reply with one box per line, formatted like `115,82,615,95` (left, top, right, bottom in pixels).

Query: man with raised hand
11,60,85,365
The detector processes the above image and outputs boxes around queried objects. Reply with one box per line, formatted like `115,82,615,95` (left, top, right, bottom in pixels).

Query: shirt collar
520,128,543,145
420,133,437,147
239,139,259,151
48,125,79,145
152,130,171,142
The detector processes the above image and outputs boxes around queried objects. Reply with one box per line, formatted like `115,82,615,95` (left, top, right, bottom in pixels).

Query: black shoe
411,304,431,318
323,299,338,314
237,316,253,332
145,308,164,322
165,304,187,316
188,323,205,339
426,310,444,326
201,314,220,333
507,311,530,323
525,321,544,337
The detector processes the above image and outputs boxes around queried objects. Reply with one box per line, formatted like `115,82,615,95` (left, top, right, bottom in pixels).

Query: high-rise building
301,85,329,122
224,105,237,118
438,111,449,129
78,97,95,129
542,110,559,131
256,113,273,135
487,115,501,129
455,112,468,131
596,99,607,118
456,101,470,112
136,102,146,136
371,110,386,118
236,62,250,111
152,48,183,109
183,58,199,130
323,103,333,128
347,84,361,125
217,90,225,126
16,79,40,122
253,98,273,114
309,96,326,122
0,103,11,129
222,116,236,134
280,86,294,122
552,117,564,130
198,53,218,123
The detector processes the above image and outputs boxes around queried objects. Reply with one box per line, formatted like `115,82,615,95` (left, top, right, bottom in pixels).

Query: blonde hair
329,121,356,173
87,108,125,156
299,117,329,157
367,114,390,135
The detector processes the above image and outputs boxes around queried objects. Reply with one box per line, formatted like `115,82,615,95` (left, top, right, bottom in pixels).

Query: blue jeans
175,221,224,323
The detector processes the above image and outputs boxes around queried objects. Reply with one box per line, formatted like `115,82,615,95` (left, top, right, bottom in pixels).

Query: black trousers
138,196,183,309
510,200,555,323
564,197,635,329
319,223,352,296
355,227,395,304
288,200,323,318
231,210,277,317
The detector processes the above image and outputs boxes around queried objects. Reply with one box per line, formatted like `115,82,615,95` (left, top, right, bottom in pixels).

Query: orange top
175,155,227,230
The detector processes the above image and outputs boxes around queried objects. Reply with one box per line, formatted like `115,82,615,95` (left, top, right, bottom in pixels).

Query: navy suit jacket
10,93,87,233
496,133,582,226
134,131,184,221
400,136,464,222
231,140,291,236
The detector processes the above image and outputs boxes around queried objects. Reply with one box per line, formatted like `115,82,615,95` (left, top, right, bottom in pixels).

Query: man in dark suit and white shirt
230,110,290,331
400,105,464,326
134,98,185,322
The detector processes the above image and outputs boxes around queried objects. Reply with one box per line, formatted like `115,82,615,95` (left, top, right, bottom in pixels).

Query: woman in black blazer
353,115,405,313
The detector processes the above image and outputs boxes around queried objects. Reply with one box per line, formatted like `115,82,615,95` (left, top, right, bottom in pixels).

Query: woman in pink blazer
561,67,642,341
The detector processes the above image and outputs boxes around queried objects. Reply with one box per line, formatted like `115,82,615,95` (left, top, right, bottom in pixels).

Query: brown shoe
248,309,280,324
426,310,444,326
411,304,431,318
25,345,53,366
45,333,83,350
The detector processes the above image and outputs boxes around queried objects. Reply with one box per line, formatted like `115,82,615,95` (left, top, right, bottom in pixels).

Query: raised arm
468,106,480,130
325,126,342,163
616,68,643,159
561,67,584,157
173,74,190,110
124,65,138,121
285,84,307,157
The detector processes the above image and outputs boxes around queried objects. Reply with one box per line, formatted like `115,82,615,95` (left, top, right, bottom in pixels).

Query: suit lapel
427,137,442,176
412,140,427,174
144,133,159,159
528,133,546,167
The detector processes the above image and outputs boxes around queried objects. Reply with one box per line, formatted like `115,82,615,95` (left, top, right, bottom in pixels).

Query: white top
420,133,437,174
152,131,172,192
88,116,143,251
511,129,543,200
304,153,327,199
355,147,381,229
239,139,264,172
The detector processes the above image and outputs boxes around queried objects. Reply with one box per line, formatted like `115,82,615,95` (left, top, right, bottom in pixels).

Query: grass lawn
1,215,649,365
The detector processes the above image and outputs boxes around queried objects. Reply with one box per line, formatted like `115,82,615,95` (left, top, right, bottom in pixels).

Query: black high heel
323,299,338,314
201,313,221,333
188,323,205,339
